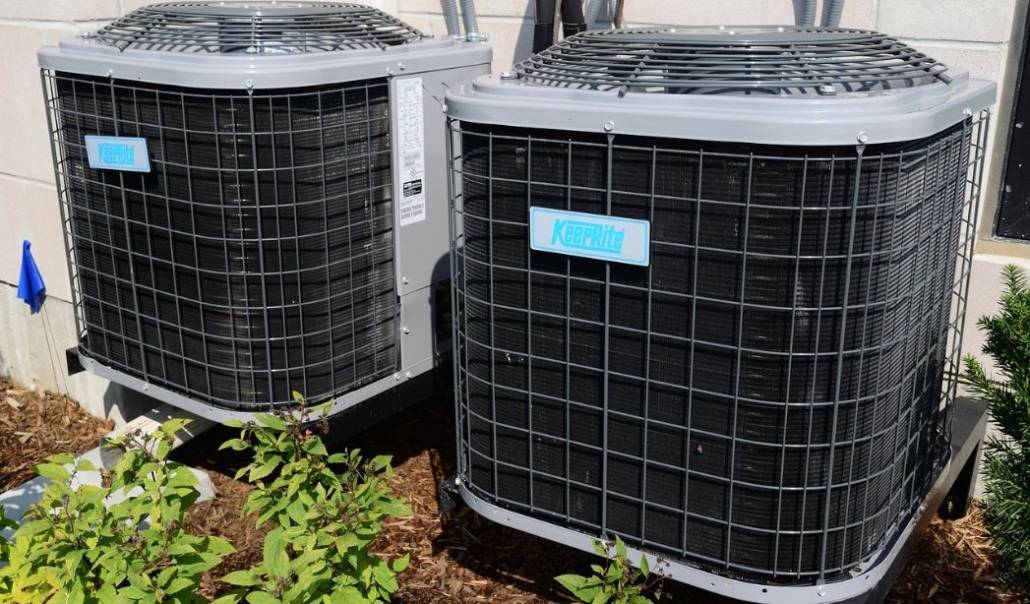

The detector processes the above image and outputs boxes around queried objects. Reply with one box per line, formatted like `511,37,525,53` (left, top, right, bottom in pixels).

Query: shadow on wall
101,381,158,424
509,2,536,68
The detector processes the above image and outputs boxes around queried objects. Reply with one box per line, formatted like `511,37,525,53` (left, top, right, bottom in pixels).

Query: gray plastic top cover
445,26,998,145
38,1,490,90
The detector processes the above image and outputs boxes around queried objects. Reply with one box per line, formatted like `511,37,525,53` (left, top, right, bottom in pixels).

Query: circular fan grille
514,26,950,95
94,1,423,53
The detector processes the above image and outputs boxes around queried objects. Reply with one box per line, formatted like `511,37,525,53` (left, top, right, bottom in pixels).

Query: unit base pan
71,347,440,424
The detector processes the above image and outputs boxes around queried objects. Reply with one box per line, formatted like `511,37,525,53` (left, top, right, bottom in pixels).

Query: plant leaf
246,593,282,604
259,414,288,432
35,462,70,483
392,554,410,573
221,570,263,587
556,573,587,594
263,528,291,579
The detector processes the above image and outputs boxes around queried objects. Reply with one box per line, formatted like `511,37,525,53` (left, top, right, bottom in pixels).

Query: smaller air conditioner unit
447,26,993,603
39,2,491,421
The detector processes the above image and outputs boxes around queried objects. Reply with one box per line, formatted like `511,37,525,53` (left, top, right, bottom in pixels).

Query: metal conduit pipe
801,0,817,26
553,0,563,49
440,0,462,38
823,0,846,27
459,0,485,40
585,0,605,26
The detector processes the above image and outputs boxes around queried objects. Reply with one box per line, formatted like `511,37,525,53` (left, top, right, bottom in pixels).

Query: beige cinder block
0,0,119,21
0,25,71,185
0,284,150,424
877,0,1016,42
0,177,71,303
621,0,796,27
479,17,533,70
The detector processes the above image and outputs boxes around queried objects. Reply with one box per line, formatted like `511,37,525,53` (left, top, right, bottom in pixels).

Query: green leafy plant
0,419,233,603
965,263,1030,592
556,535,665,604
214,395,412,604
0,504,14,594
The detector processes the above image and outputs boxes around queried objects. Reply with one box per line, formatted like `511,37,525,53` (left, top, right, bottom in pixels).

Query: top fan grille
93,1,423,53
514,27,950,95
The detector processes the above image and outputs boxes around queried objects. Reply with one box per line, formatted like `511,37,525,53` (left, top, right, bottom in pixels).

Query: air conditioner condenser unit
39,2,491,421
447,26,994,603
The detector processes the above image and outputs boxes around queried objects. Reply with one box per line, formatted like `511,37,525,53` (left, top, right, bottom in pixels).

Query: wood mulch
0,378,113,493
886,504,1017,604
0,379,1025,603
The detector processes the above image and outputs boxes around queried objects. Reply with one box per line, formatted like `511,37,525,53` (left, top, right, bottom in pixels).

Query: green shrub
0,419,233,603
965,263,1030,591
0,504,14,593
555,535,665,604
214,397,412,604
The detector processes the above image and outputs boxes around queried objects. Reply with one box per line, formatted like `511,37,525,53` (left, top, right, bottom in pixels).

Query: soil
0,379,1023,603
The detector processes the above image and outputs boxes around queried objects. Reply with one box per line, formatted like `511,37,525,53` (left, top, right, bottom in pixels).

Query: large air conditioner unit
39,2,490,421
448,27,994,602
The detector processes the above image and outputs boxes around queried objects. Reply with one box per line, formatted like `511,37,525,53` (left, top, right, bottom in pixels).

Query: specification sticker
396,77,426,226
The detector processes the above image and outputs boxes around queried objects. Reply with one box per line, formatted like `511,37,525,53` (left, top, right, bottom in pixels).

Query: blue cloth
17,240,45,313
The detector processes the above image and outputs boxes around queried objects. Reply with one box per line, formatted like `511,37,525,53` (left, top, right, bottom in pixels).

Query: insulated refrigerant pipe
534,0,587,52
562,0,587,38
440,0,462,38
534,0,557,52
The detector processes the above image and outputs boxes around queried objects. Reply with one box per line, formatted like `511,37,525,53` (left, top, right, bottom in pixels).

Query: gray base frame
457,396,987,604
74,349,440,424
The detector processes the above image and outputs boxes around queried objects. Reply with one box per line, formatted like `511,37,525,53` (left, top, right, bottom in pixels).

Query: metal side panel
398,282,436,373
391,61,491,298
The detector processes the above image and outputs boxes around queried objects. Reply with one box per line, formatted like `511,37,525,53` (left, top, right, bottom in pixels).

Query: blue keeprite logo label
530,207,650,266
84,136,151,173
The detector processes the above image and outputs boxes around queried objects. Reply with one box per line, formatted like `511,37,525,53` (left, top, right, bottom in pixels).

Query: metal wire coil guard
449,113,988,583
514,27,949,95
43,71,400,411
93,1,423,54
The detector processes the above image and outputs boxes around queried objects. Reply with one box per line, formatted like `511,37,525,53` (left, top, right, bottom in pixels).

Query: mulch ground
1,379,1025,603
0,378,113,493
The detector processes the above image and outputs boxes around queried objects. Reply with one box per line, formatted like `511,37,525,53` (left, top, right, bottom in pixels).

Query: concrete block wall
0,0,1025,423
0,9,109,419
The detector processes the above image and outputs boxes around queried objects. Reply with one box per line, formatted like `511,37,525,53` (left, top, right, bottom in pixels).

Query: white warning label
397,77,426,226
